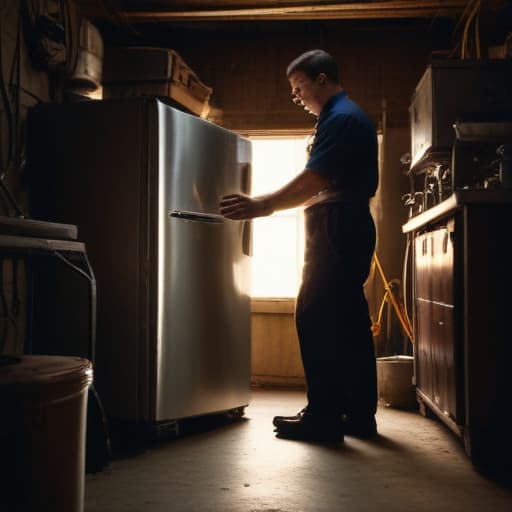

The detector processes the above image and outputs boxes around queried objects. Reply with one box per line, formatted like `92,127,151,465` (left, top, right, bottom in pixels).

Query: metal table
0,216,96,360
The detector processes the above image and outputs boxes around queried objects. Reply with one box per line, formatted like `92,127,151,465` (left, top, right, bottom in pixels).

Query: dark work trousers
295,202,377,420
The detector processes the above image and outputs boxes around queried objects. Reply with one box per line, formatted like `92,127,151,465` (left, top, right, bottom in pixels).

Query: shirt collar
318,90,347,121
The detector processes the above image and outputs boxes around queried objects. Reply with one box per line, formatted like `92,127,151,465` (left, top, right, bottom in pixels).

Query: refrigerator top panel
156,101,251,215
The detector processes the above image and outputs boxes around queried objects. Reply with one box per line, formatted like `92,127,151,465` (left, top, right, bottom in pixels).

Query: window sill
251,297,296,314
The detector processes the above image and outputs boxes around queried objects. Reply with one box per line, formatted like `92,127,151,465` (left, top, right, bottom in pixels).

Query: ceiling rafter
82,1,467,23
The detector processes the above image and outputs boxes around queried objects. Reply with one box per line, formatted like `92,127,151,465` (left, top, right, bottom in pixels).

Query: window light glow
250,137,309,298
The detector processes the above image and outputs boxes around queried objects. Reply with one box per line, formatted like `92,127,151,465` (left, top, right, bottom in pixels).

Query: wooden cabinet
403,190,512,469
414,224,460,425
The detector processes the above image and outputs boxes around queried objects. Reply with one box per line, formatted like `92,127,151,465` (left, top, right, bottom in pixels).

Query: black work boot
272,407,308,428
343,415,378,438
273,409,344,443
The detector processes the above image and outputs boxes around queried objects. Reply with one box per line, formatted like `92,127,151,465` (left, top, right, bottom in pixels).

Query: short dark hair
286,49,340,83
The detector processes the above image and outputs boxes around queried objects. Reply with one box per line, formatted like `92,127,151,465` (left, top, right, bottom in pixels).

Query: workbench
403,189,512,469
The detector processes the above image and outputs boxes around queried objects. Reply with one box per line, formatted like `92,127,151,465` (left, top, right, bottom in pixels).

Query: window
250,136,309,298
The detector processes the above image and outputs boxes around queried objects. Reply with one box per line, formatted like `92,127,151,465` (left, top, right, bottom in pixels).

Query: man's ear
318,73,327,85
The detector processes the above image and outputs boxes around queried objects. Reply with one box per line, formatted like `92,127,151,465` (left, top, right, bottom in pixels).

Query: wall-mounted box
409,60,512,173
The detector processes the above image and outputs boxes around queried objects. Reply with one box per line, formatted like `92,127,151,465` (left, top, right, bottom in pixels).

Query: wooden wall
125,19,453,131
251,300,305,388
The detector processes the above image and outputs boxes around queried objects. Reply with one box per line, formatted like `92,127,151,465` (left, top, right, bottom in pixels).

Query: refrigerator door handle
169,209,224,223
241,163,252,194
242,220,252,256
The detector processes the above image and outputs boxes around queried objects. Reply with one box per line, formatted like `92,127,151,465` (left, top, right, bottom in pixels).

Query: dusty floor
85,389,512,512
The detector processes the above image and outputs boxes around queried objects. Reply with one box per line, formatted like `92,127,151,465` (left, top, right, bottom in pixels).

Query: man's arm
219,169,329,220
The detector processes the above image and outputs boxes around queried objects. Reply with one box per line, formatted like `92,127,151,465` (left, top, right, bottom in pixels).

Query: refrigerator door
156,102,252,420
156,214,251,420
158,103,251,215
155,103,251,421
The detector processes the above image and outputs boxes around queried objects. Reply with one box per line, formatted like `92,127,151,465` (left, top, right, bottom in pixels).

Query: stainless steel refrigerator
28,98,252,427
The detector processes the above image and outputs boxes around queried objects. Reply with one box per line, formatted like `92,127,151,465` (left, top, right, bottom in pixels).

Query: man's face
288,70,323,116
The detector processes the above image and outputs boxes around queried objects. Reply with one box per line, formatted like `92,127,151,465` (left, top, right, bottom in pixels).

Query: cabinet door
414,226,458,421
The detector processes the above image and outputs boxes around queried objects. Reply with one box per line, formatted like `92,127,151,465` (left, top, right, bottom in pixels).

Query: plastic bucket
376,355,416,409
0,355,93,512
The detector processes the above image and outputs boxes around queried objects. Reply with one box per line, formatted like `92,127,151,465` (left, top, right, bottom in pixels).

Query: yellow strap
372,253,414,344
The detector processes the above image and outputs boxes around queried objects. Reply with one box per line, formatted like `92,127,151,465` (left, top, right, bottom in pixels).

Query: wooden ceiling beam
83,1,467,23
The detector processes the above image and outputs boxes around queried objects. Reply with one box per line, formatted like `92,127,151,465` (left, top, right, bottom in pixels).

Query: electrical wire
52,250,96,362
0,259,20,353
60,0,71,75
8,6,22,172
0,259,10,351
53,250,94,283
0,17,15,178
402,234,411,329
451,0,482,60
66,0,80,77
461,0,481,59
475,7,481,58
17,85,44,104
0,2,26,217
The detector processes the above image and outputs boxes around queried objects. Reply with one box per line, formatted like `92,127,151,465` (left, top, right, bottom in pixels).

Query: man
220,49,378,443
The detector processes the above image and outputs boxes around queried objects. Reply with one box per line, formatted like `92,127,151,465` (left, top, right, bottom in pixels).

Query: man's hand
219,194,274,220
220,169,328,220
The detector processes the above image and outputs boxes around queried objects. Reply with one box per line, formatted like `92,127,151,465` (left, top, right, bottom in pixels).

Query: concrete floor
85,389,512,512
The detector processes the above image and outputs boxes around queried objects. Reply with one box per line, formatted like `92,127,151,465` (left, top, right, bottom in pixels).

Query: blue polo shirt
306,91,378,202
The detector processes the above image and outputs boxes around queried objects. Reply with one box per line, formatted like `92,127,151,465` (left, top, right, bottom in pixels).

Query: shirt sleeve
305,113,355,181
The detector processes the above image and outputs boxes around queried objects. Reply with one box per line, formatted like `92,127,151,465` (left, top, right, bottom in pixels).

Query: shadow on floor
105,410,248,460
